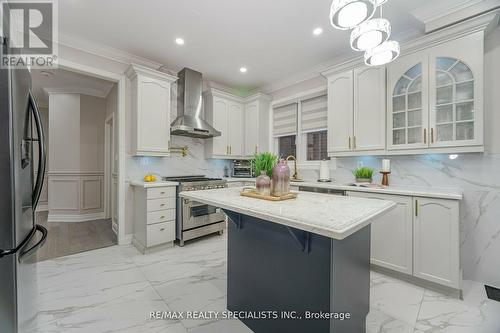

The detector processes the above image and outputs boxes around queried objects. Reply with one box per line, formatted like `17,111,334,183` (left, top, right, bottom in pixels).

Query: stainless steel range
162,175,227,246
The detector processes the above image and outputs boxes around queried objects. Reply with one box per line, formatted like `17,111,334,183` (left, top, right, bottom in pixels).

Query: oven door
182,199,225,230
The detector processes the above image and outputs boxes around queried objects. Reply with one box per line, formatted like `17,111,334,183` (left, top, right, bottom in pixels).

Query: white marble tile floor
33,234,500,333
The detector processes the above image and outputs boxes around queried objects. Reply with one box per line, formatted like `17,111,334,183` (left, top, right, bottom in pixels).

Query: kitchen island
180,188,396,333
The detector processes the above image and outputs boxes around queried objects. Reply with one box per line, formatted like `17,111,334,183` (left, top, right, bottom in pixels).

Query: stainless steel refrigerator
0,37,48,332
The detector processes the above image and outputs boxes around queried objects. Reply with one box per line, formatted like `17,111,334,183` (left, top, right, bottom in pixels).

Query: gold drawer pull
160,216,165,219
160,191,165,195
160,228,165,231
160,204,165,207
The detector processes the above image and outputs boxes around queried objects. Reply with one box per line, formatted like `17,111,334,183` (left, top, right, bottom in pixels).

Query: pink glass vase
256,170,271,196
271,159,290,197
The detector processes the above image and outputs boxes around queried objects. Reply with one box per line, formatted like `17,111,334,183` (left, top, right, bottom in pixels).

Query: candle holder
380,171,391,186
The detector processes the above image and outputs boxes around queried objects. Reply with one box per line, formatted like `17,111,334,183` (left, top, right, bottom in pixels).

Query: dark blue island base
225,210,371,333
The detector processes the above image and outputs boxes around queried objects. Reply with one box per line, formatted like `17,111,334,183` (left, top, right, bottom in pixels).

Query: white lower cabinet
347,192,413,275
132,184,176,253
347,191,460,290
414,197,460,288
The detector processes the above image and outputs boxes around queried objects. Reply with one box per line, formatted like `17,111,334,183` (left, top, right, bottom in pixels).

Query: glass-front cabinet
387,32,484,151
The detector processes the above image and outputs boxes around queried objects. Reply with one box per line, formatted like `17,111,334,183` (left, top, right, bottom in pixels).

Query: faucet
285,155,301,181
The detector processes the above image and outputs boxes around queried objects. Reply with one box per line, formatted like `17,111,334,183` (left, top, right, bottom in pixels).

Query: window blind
273,103,297,137
301,94,327,133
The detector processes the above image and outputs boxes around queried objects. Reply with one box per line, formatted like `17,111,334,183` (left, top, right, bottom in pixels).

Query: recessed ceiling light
313,27,323,36
175,38,185,45
239,67,247,73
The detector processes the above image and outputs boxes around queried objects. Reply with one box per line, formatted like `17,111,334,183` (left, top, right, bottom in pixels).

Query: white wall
48,94,81,172
80,95,106,172
269,25,500,288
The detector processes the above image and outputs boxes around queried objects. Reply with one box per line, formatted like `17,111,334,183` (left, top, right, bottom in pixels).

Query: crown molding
58,33,175,73
411,0,500,33
244,92,272,103
43,85,112,99
125,63,178,82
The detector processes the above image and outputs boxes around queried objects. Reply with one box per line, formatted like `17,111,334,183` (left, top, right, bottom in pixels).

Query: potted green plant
252,152,278,178
352,167,374,183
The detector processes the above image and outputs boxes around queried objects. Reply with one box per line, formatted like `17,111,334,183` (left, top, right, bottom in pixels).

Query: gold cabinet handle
348,137,351,150
160,228,165,231
424,128,427,144
431,128,434,143
353,136,357,150
415,199,418,217
254,145,257,154
160,216,165,219
226,146,229,155
230,146,232,154
160,192,165,195
160,204,165,207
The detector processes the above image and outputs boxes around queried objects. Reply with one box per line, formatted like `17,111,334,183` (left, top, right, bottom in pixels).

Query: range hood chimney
170,68,221,138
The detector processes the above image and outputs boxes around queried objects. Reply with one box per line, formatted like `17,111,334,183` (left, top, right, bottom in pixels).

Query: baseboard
123,233,133,244
47,212,106,223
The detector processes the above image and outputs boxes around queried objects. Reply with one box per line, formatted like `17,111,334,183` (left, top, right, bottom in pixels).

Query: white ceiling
58,0,455,92
31,68,115,106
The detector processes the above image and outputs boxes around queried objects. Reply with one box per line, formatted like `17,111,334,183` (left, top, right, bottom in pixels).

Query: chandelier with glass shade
329,0,399,66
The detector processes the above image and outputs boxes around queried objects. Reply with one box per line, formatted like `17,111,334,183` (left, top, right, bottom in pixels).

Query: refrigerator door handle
30,91,46,210
19,224,48,261
0,226,37,258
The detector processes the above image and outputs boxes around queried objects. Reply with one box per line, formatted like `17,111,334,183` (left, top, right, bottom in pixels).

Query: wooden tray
240,188,297,201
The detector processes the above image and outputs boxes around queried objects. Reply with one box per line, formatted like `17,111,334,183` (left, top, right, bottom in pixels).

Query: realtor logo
1,0,58,68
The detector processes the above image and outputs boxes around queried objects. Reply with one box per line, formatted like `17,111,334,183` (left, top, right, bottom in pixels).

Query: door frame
57,59,127,245
104,113,114,220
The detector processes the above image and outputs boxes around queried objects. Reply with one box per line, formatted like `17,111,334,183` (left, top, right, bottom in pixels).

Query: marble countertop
130,180,178,188
180,187,396,240
223,178,462,200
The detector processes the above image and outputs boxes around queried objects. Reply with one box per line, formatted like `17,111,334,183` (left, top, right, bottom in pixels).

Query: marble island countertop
223,178,463,200
129,180,178,188
180,187,396,240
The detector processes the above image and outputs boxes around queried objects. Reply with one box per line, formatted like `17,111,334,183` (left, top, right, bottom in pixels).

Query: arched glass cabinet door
391,63,424,147
431,57,475,144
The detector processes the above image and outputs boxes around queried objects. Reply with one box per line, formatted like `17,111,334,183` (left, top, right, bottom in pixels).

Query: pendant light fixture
364,40,400,66
329,0,376,30
350,18,390,51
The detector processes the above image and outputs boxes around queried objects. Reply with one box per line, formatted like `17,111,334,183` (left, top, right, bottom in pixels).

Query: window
272,91,329,164
273,102,297,159
306,130,328,160
278,135,296,158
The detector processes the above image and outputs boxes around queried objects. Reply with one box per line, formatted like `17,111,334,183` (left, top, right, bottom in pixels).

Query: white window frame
270,86,328,169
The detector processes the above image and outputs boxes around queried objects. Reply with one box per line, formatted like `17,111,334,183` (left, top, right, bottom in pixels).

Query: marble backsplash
300,153,500,288
126,135,230,180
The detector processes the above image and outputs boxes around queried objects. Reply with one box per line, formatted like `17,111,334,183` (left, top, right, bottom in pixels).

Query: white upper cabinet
228,101,244,156
244,100,260,156
354,66,386,152
126,64,177,157
205,89,270,159
428,32,484,148
327,66,386,156
387,31,484,153
387,51,429,150
327,70,354,154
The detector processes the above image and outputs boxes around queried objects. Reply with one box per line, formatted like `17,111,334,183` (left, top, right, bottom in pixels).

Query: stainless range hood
170,68,221,138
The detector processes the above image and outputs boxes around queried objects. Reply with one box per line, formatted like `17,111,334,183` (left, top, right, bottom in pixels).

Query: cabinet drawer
147,221,175,247
147,209,175,225
147,198,175,212
147,187,175,199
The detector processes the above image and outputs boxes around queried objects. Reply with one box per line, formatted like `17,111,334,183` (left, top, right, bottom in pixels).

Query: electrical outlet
357,161,364,168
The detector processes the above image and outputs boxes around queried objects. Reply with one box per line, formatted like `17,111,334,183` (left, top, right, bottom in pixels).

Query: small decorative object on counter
255,170,271,196
380,171,391,186
381,159,391,173
143,172,157,182
352,167,374,183
272,158,290,196
318,160,331,182
223,165,229,178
